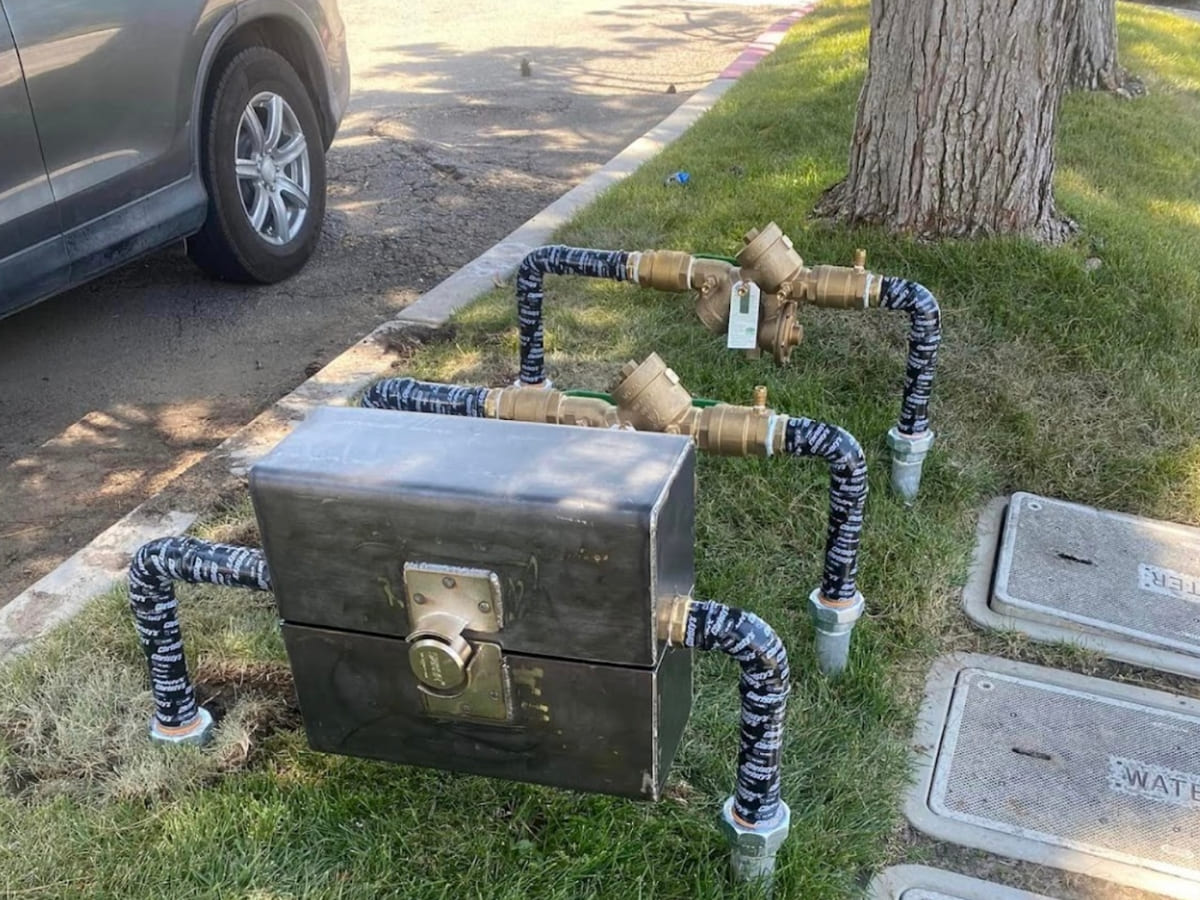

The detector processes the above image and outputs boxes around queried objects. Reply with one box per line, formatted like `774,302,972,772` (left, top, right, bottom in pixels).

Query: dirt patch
194,661,302,771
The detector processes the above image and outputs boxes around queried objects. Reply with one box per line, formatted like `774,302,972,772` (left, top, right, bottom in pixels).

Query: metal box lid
249,407,695,667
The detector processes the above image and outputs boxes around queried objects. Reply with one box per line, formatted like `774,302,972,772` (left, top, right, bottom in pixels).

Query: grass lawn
4,2,1200,897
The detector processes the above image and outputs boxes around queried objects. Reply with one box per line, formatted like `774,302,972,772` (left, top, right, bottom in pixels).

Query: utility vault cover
907,654,1200,899
963,493,1200,678
869,865,1058,899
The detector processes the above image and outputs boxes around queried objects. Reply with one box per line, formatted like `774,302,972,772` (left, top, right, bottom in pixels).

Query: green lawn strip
4,2,1200,897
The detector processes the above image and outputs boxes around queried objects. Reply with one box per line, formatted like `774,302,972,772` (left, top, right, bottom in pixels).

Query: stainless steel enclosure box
249,407,696,799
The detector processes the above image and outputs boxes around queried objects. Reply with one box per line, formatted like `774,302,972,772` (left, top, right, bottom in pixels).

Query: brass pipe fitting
608,354,782,457
631,249,694,293
657,594,693,645
695,403,777,457
799,260,882,309
485,386,619,429
757,298,803,366
628,226,881,370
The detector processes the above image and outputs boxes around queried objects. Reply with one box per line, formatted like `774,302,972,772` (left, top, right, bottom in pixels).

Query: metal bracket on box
402,562,511,722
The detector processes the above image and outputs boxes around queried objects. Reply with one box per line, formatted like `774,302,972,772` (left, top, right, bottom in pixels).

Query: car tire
188,46,327,283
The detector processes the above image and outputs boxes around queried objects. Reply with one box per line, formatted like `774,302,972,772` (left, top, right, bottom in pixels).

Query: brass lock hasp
402,562,511,722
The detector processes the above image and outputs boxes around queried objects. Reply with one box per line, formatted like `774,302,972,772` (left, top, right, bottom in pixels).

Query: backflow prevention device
512,223,941,501
361,352,869,676
128,408,793,884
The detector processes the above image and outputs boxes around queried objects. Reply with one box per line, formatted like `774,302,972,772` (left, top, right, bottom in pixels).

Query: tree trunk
816,0,1077,243
1067,0,1142,94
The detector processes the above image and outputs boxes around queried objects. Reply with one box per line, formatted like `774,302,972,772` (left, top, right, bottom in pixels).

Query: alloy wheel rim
235,91,310,246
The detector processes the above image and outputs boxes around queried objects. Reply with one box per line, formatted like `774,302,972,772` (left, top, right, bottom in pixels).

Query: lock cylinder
408,629,472,694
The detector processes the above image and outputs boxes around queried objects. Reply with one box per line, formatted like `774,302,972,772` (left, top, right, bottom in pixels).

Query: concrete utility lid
869,865,1059,899
907,654,1200,900
962,493,1200,678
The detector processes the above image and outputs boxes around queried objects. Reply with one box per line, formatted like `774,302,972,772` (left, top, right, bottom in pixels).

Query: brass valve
488,384,619,428
610,354,696,433
736,223,806,295
485,354,786,458
798,248,881,309
631,225,879,368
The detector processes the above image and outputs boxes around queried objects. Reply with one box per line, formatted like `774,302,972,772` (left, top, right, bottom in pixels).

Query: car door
3,0,218,282
0,0,68,317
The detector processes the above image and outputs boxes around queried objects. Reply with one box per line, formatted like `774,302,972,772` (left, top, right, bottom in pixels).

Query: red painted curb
719,4,818,79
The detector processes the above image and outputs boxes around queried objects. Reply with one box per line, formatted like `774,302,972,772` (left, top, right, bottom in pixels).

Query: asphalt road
0,0,798,604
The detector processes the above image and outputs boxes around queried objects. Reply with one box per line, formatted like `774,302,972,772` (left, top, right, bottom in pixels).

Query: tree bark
816,0,1078,243
1067,0,1142,94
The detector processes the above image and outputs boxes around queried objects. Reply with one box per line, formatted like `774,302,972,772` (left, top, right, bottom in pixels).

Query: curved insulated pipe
516,245,631,385
361,378,489,417
684,599,790,825
878,277,941,437
129,537,271,740
784,417,867,603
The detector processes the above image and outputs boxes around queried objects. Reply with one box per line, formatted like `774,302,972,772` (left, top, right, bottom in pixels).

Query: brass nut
658,594,693,645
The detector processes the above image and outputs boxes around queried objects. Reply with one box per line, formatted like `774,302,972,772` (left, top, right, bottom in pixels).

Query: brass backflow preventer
629,222,882,365
486,352,784,458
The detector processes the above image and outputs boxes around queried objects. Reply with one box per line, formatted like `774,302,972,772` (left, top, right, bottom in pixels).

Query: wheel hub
235,90,311,244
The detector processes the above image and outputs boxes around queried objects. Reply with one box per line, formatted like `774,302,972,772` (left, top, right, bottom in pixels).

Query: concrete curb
0,6,814,660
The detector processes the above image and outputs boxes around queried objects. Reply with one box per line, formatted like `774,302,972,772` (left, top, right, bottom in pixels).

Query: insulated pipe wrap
784,418,867,601
517,246,631,384
879,277,941,435
685,599,790,825
361,377,489,417
129,537,272,728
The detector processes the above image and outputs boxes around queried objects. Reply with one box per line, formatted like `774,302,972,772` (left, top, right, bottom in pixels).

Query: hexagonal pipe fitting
719,796,791,886
808,588,865,675
149,706,214,747
886,426,935,503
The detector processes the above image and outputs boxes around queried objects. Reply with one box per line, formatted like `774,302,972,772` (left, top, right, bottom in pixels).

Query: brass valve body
484,353,785,459
631,224,879,366
799,263,881,309
487,386,619,429
737,223,805,294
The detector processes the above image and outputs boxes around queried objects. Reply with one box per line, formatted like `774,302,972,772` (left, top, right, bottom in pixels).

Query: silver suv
0,0,349,318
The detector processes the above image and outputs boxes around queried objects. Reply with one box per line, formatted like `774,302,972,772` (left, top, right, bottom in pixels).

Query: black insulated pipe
129,537,271,733
684,599,790,825
784,417,868,602
361,378,489,417
878,278,941,436
517,245,631,385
